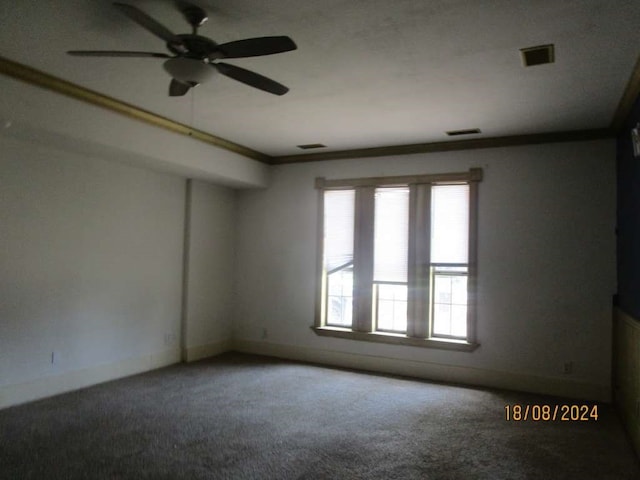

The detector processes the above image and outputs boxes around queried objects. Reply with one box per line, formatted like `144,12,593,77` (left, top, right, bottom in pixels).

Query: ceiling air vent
520,44,555,67
446,128,481,136
297,143,327,150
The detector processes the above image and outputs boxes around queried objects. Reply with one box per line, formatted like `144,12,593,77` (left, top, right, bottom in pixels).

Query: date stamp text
504,404,598,422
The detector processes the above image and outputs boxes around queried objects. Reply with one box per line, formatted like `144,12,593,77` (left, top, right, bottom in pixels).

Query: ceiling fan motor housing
163,57,216,84
168,34,218,58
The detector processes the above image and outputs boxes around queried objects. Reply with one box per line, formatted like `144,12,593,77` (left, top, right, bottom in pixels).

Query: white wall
0,135,186,407
0,75,269,188
183,180,236,361
234,140,617,401
0,130,618,407
0,136,241,409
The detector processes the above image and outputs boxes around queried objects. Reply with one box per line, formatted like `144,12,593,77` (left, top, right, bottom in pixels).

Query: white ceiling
1,0,639,157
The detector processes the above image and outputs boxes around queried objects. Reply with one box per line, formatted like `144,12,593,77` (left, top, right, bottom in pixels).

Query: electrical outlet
563,361,573,375
51,351,57,365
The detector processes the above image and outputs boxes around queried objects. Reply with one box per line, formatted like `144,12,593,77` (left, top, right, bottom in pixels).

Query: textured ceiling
1,0,639,157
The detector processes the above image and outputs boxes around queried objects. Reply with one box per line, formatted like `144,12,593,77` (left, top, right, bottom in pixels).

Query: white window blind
373,187,409,282
323,190,355,272
431,185,469,264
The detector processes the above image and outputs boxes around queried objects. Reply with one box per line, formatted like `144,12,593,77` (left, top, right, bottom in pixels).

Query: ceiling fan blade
68,50,171,58
215,62,289,95
216,36,297,59
113,2,181,45
169,79,192,96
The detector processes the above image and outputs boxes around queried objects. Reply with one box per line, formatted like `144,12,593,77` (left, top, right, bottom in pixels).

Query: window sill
311,326,479,352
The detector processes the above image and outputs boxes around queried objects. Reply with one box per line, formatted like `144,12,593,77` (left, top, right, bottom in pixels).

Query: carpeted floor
1,352,638,479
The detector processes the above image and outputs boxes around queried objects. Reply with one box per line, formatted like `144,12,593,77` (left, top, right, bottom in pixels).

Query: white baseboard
0,348,181,410
0,340,610,410
234,339,610,402
184,340,232,362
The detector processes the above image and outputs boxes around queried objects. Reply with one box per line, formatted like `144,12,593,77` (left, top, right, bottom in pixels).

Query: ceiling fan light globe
163,57,215,84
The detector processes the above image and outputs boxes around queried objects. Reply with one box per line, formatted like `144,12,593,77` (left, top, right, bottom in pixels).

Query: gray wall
183,180,236,360
0,136,184,387
0,136,237,407
0,75,269,188
234,140,616,401
0,129,618,405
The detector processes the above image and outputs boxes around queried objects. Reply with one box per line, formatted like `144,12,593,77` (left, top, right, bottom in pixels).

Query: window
323,189,354,328
314,169,481,351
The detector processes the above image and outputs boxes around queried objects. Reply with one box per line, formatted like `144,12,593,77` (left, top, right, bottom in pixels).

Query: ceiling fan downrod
179,4,208,34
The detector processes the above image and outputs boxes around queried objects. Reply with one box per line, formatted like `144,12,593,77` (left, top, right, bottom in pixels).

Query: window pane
451,305,467,337
376,283,407,332
323,190,355,272
431,185,469,264
324,190,355,327
327,267,353,327
432,272,467,337
374,187,409,282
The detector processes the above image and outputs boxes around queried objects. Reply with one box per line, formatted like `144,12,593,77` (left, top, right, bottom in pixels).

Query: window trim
311,326,478,351
314,169,483,189
313,168,482,351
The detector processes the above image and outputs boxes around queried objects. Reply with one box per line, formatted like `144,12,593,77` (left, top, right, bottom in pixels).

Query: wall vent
446,128,481,136
297,143,327,150
520,44,555,67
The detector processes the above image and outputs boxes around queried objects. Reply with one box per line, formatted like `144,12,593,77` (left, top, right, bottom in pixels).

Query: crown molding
0,55,271,163
0,56,625,168
270,128,615,164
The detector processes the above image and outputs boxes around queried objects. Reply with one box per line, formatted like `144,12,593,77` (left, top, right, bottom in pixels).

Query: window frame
313,168,482,352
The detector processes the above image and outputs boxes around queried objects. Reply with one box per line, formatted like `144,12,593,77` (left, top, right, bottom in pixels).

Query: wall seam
180,179,193,362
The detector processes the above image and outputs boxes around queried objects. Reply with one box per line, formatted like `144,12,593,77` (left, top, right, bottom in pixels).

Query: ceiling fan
68,2,297,96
